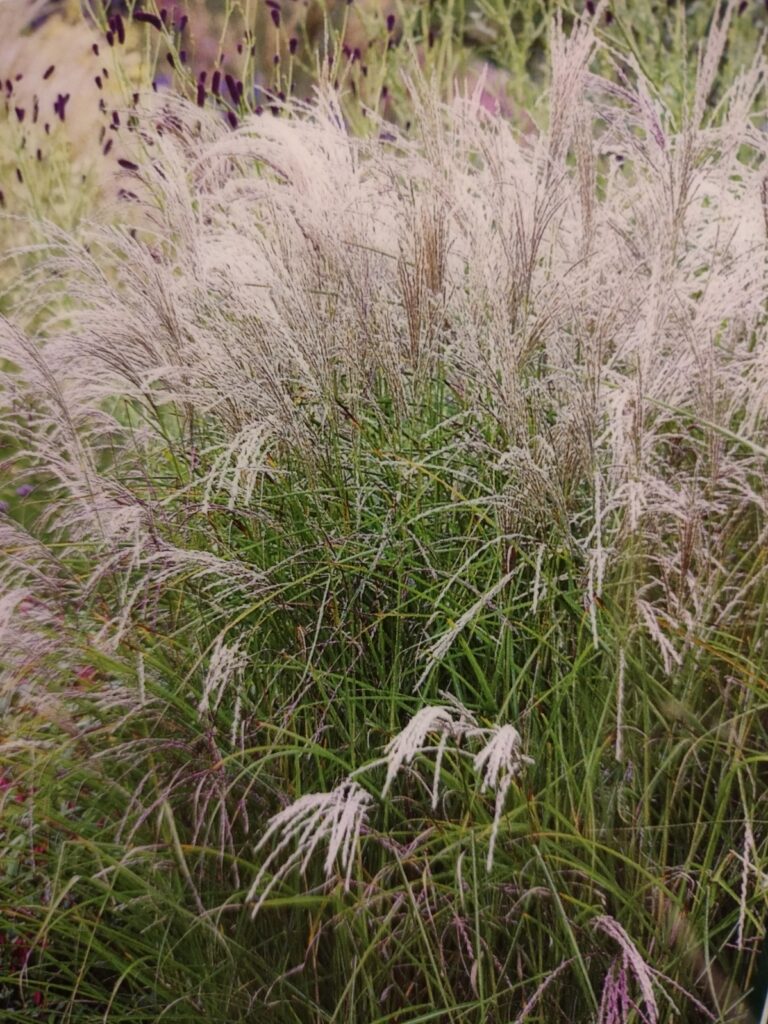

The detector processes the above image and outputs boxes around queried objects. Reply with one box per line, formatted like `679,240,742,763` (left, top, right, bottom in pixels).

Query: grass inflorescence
1,1,768,1021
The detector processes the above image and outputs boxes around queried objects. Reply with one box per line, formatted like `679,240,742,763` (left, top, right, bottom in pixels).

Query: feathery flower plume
381,699,477,803
593,916,659,1024
247,780,372,915
474,724,534,869
196,636,247,716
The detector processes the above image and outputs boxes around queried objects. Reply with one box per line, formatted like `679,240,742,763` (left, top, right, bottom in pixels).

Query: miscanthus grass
2,2,768,1021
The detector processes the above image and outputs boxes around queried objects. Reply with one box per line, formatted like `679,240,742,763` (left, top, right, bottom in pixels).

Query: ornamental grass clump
1,2,768,1021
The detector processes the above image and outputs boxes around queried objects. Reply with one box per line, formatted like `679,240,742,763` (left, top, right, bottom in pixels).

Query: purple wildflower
54,93,70,121
134,12,162,31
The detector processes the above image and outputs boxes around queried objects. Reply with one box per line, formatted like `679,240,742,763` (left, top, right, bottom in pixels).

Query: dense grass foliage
2,1,768,1022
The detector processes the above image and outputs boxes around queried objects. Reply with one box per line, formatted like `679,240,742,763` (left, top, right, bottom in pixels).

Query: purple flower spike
134,12,163,31
16,484,33,498
54,93,70,121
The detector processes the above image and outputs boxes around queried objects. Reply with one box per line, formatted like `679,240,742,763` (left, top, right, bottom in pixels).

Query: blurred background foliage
2,0,767,231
